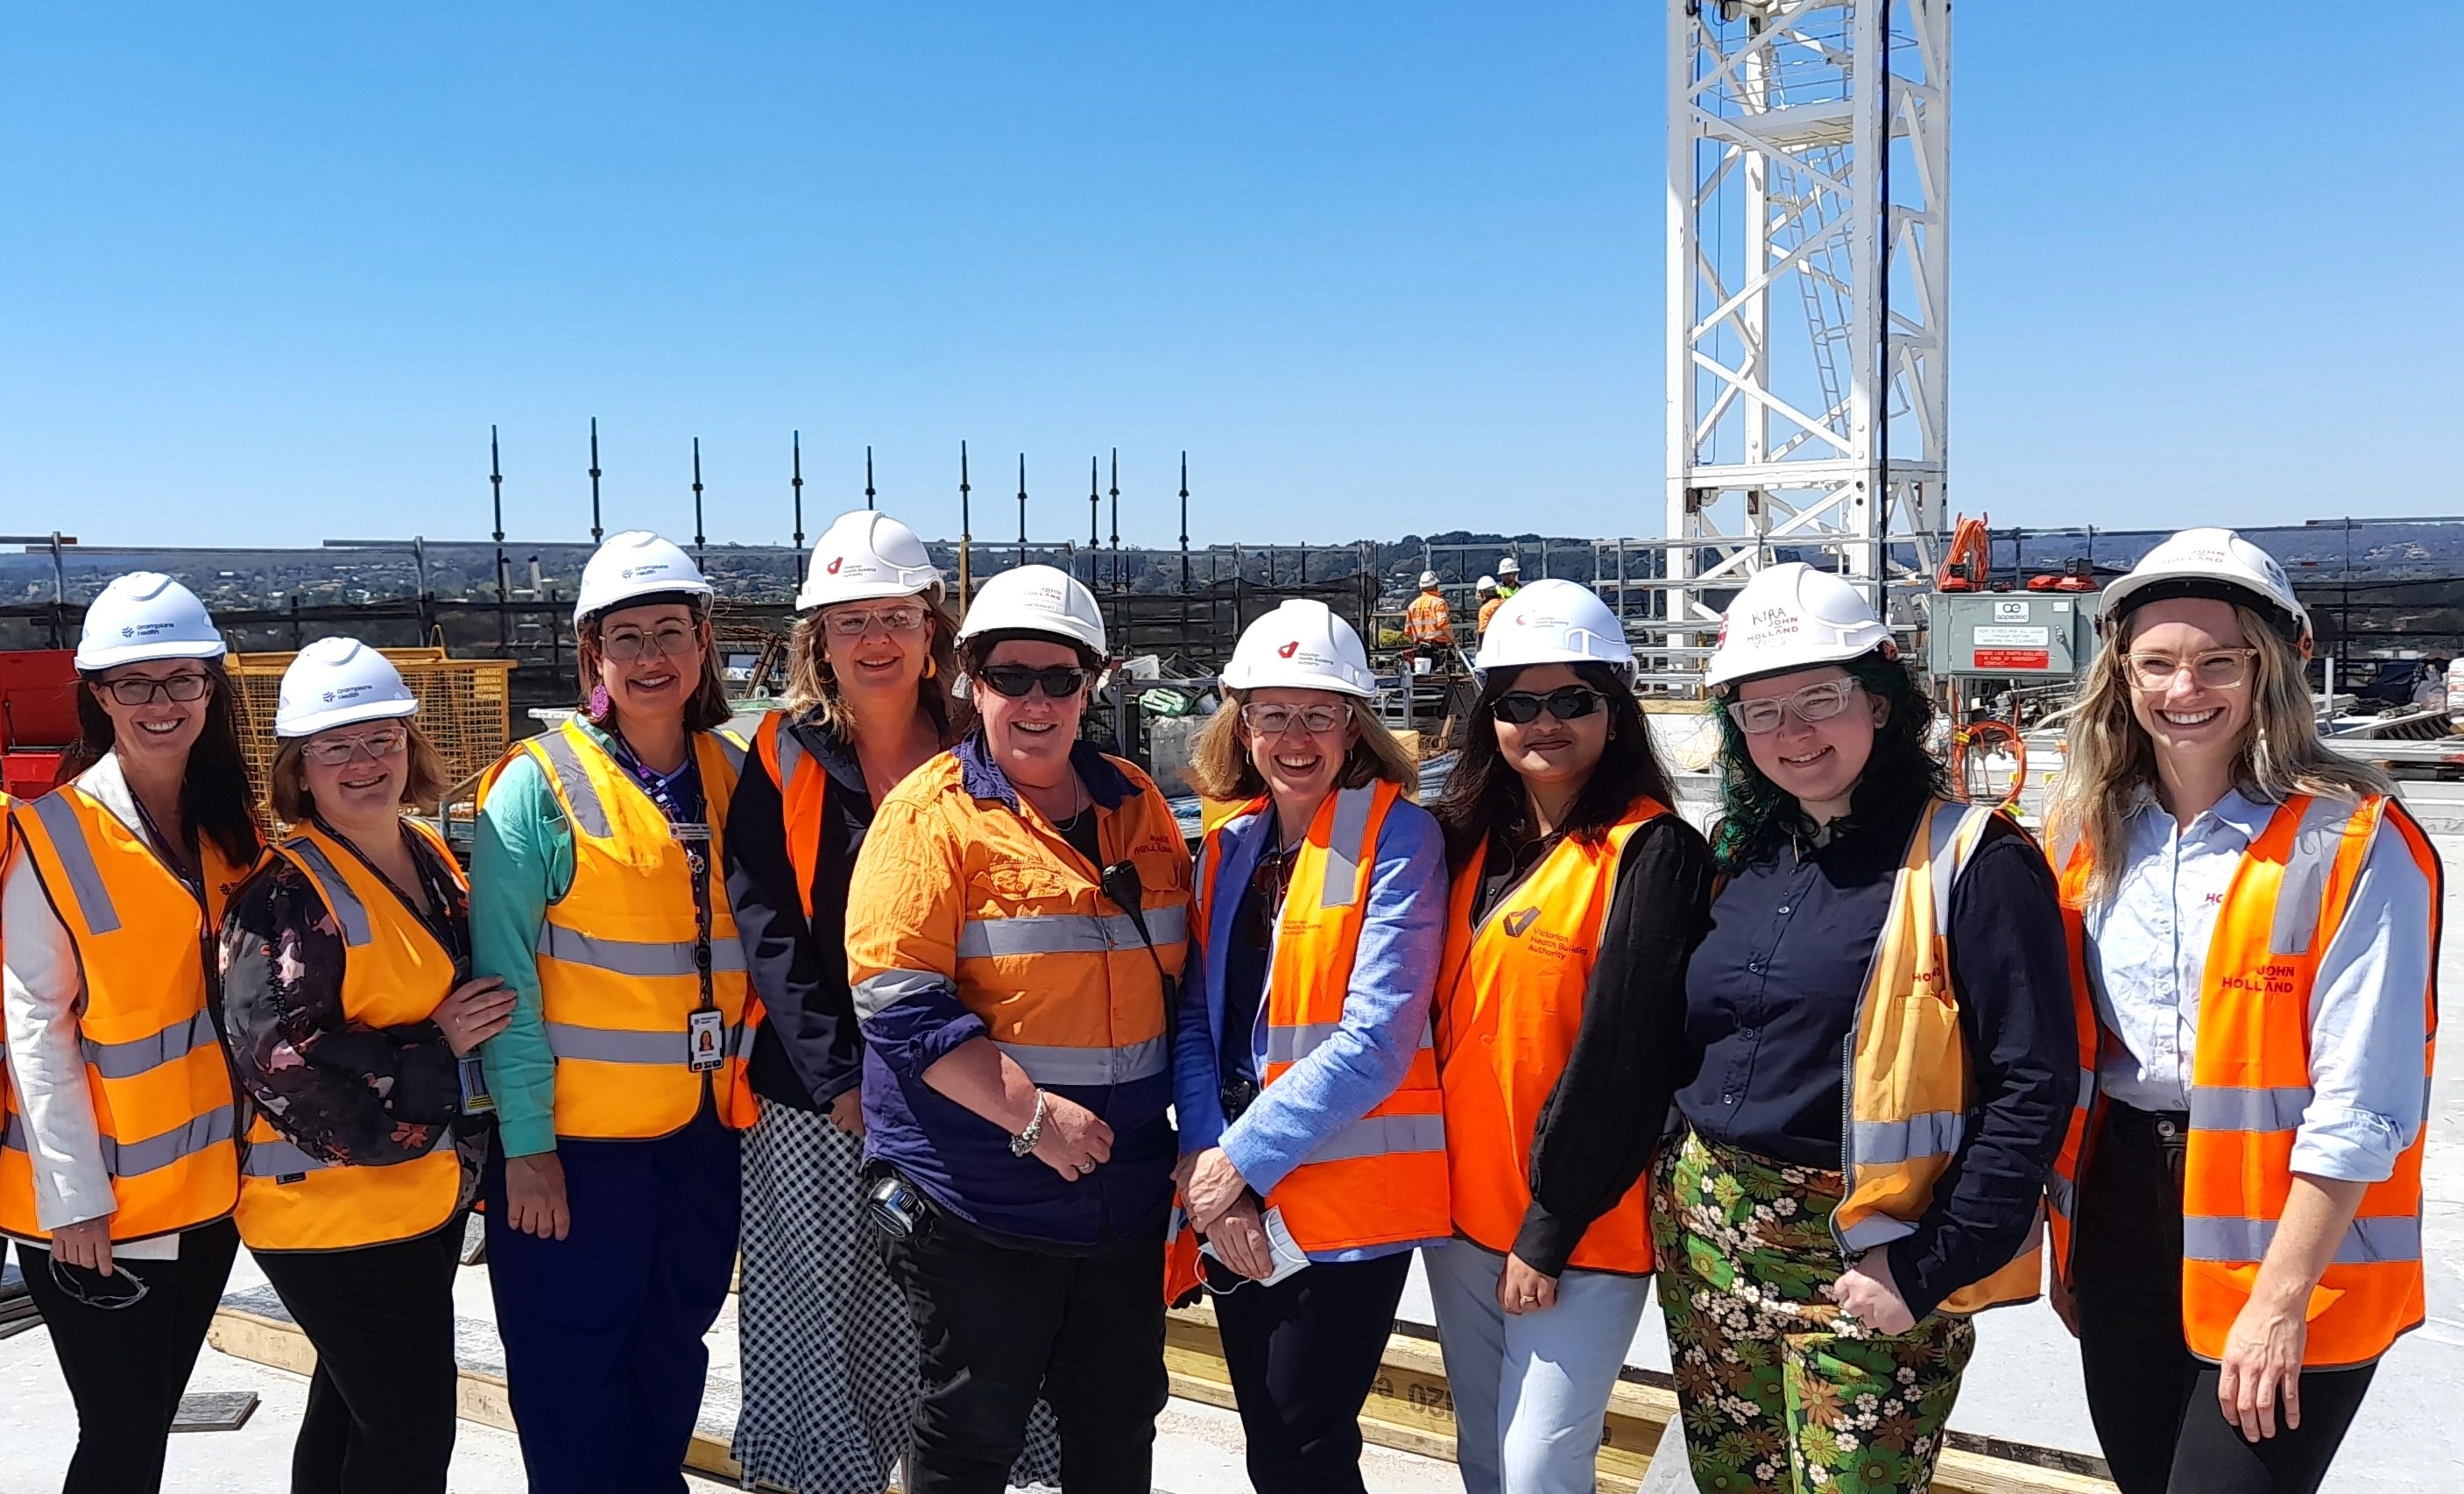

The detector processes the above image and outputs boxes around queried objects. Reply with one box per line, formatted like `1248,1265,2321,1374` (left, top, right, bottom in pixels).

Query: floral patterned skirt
1650,1127,1975,1494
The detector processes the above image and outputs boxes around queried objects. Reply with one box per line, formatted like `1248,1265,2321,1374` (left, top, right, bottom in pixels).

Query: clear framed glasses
1239,702,1347,736
1725,678,1862,736
302,727,409,767
96,673,211,707
598,623,697,663
823,604,928,638
2124,648,2256,691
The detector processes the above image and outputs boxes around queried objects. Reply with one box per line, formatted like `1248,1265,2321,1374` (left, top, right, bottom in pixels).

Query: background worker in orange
725,510,1062,1493
1472,575,1501,636
1404,570,1453,655
1424,581,1713,1494
2,573,264,1494
216,639,512,1494
844,564,1190,1494
2045,530,2439,1494
1173,600,1450,1494
470,532,755,1494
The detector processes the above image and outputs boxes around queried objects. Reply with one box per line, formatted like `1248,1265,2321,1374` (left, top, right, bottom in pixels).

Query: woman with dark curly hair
1653,563,2073,1494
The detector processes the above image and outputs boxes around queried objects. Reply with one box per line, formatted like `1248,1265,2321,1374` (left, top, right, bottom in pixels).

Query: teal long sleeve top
471,748,577,1159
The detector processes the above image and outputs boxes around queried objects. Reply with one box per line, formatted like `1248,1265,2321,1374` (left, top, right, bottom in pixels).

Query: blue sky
3,4,2453,549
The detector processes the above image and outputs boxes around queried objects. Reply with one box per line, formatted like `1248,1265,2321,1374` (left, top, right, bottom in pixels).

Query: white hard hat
1222,600,1376,698
574,532,713,627
1497,555,1521,574
275,638,420,738
76,572,225,671
799,509,944,611
1703,562,1894,691
2100,526,2310,649
1475,574,1498,594
1417,571,1441,589
1473,579,1634,681
955,564,1106,656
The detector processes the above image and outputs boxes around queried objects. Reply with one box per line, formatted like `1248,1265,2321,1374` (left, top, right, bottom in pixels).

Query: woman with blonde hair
1171,599,1449,1493
726,510,1059,1493
2044,529,2439,1494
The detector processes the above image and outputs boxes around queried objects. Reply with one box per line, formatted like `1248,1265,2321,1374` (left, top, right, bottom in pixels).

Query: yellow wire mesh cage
226,649,520,813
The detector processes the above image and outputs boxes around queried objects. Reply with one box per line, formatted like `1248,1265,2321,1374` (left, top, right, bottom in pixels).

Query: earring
588,684,611,722
925,659,938,680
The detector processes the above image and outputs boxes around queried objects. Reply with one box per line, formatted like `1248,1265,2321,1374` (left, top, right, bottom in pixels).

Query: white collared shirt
2081,786,2435,1183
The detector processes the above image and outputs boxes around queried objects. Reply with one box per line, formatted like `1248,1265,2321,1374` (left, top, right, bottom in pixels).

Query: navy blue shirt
1678,793,2075,1318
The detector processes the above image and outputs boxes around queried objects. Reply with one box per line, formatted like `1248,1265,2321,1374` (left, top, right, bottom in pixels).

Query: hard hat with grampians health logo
276,637,420,738
76,572,226,671
574,532,713,627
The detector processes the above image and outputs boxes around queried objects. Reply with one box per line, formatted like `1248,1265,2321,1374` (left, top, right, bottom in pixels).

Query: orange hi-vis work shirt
477,720,759,1141
1190,780,1449,1255
1405,592,1452,645
1434,796,1667,1274
2,786,251,1244
233,821,469,1252
2047,792,2439,1367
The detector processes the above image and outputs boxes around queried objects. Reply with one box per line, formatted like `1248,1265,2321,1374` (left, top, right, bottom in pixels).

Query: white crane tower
1663,0,1950,668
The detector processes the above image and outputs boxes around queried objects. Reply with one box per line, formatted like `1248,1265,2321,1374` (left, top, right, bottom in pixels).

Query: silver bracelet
1009,1089,1048,1158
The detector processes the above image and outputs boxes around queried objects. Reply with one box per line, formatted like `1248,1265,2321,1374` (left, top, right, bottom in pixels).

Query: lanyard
129,793,206,906
604,733,721,1021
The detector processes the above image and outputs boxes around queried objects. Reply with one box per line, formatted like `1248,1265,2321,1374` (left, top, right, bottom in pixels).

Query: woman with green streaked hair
1653,562,2073,1494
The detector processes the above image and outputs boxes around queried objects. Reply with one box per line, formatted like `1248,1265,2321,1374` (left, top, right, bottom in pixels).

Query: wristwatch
1009,1090,1048,1158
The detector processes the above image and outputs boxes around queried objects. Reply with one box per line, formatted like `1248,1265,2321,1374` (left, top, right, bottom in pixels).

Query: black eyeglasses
95,673,211,707
1489,687,1606,725
978,664,1091,700
49,1256,150,1311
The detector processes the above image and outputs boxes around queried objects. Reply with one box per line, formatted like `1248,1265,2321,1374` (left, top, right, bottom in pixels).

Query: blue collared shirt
1172,795,1451,1262
2083,787,2434,1183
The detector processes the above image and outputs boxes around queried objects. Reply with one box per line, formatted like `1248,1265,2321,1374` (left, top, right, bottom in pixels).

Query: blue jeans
484,1109,741,1494
1423,1237,1652,1494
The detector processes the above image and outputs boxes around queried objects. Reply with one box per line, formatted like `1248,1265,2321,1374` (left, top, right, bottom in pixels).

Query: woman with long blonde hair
2044,529,2439,1494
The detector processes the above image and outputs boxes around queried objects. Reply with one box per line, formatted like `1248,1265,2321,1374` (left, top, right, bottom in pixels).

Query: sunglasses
1489,687,1606,725
978,664,1091,700
1724,679,1861,735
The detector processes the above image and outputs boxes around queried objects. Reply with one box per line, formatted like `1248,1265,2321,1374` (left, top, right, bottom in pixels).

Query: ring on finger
1076,1159,1096,1174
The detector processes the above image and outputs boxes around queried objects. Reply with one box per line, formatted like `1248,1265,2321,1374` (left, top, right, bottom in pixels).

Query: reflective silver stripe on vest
1850,1110,1966,1166
2184,1212,2421,1265
80,1010,220,1082
714,729,748,776
285,838,371,948
1838,1212,1920,1250
1318,785,1377,911
533,731,611,839
1,1110,25,1152
851,969,956,1022
97,1107,237,1178
2270,794,2367,955
1305,1110,1444,1166
2188,1084,2312,1133
2076,1066,2098,1112
994,1037,1168,1087
544,1022,745,1065
956,905,1190,959
2045,1172,2077,1220
242,1138,329,1178
1265,1018,1435,1067
536,924,748,978
30,793,122,936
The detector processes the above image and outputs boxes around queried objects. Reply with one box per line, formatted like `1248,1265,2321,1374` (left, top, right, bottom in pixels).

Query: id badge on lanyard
674,820,724,1073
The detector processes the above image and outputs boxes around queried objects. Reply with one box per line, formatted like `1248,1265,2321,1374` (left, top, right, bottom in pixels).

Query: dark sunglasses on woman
978,664,1091,700
1488,686,1606,724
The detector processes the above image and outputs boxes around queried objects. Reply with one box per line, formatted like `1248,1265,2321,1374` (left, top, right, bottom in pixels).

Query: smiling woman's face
93,659,211,767
1736,664,1883,815
591,603,706,723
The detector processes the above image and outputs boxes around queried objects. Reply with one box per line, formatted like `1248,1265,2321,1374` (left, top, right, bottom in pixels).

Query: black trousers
1212,1249,1411,1494
16,1217,242,1494
882,1211,1168,1494
2073,1103,2376,1494
255,1218,466,1494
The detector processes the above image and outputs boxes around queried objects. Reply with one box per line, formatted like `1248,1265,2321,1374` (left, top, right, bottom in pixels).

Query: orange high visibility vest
1477,596,1504,635
478,721,758,1140
1405,593,1452,645
1833,799,2043,1314
233,821,468,1252
1190,781,1449,1254
0,785,251,1244
1433,797,1666,1274
752,710,830,920
2047,793,2439,1367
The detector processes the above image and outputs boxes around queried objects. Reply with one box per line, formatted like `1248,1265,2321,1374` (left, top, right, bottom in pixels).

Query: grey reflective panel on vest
993,1037,1169,1087
535,925,749,978
97,1106,238,1178
31,793,121,936
533,733,612,839
1318,785,1379,911
285,837,373,948
79,1010,219,1081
